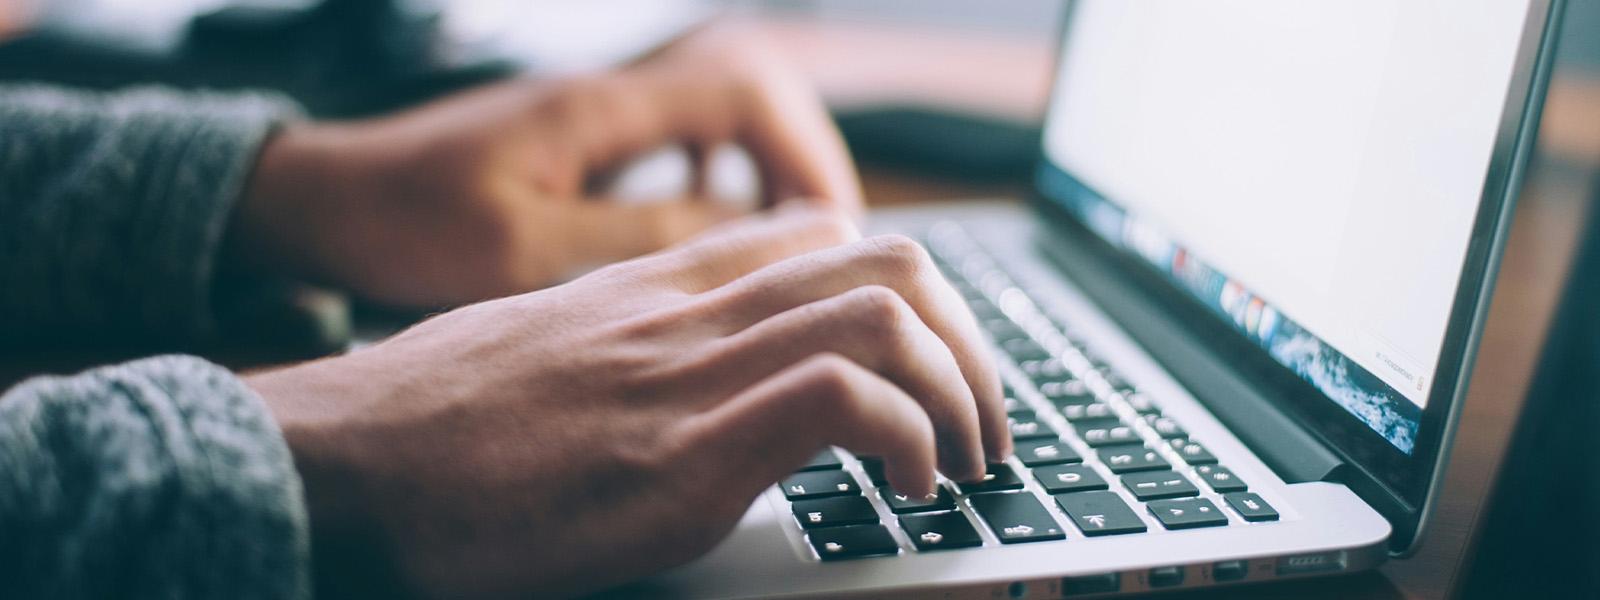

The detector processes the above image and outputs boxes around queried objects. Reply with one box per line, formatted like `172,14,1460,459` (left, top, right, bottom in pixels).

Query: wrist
247,361,369,533
230,122,367,284
246,358,411,593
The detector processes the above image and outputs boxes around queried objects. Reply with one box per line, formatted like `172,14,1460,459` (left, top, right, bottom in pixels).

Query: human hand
245,209,1007,598
233,25,860,309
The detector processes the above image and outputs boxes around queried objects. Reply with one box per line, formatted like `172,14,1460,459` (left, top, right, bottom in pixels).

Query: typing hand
246,210,1006,598
231,24,860,309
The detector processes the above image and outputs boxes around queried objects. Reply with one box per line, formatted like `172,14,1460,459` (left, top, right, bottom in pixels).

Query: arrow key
881,486,956,514
1055,490,1147,536
1148,497,1229,530
899,511,983,551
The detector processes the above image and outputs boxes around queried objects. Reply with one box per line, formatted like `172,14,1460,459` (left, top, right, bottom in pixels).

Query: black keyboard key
792,496,879,529
1148,497,1229,530
1075,418,1140,447
1055,490,1147,536
1168,439,1218,465
955,463,1026,494
808,524,900,560
1002,338,1051,361
782,470,860,500
1059,401,1117,422
967,297,1002,319
1123,392,1161,415
1081,348,1114,370
1034,464,1109,494
1022,359,1072,382
1223,492,1280,522
882,486,957,514
1016,439,1082,467
1008,415,1058,441
900,511,984,551
856,456,889,486
1098,444,1170,473
1121,471,1199,501
1041,379,1096,405
1003,396,1030,416
1144,416,1187,439
1195,465,1248,493
969,492,1067,543
984,319,1027,342
798,449,843,472
1099,369,1134,393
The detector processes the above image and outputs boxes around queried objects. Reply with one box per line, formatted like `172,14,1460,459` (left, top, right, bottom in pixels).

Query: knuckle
845,285,911,335
862,234,935,281
537,76,598,121
799,211,860,245
799,352,861,402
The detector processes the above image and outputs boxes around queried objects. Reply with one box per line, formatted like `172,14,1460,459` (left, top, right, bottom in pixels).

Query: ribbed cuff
0,355,309,599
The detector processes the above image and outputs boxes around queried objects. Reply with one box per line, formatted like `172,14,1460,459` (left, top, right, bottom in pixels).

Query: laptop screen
1037,1,1532,455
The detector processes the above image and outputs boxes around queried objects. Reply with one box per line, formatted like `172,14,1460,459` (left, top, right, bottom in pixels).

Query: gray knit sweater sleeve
0,86,312,599
0,84,301,345
0,356,309,599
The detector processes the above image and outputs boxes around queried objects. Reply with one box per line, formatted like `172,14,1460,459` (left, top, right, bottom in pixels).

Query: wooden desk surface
791,19,1600,600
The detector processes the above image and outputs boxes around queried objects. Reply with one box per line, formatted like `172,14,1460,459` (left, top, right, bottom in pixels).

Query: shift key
968,492,1067,544
1055,491,1148,536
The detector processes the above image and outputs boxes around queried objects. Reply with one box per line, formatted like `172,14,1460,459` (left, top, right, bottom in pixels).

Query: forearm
0,84,303,347
0,355,310,599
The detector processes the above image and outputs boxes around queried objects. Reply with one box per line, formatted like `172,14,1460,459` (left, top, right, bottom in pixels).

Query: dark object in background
835,107,1040,183
0,0,512,117
1464,176,1600,599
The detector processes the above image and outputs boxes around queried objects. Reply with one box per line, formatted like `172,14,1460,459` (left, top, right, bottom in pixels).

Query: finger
677,353,938,501
617,54,864,216
705,234,1010,463
735,71,864,216
690,285,984,481
646,204,859,292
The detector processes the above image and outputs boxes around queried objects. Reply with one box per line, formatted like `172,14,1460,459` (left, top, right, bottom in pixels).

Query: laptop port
1148,566,1184,588
1062,573,1120,595
1276,551,1348,576
1212,560,1249,582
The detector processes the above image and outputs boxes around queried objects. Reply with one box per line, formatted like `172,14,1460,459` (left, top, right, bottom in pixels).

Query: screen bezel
1030,0,1562,553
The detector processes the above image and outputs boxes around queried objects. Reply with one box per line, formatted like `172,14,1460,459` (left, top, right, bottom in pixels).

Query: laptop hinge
1031,222,1345,484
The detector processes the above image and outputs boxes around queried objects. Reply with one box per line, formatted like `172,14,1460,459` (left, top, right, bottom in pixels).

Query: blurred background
0,0,1594,202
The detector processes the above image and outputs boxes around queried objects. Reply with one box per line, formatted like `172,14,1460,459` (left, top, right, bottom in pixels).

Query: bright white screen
1045,0,1529,408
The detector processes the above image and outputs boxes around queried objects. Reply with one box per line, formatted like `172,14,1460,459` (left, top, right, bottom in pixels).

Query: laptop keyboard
779,223,1280,561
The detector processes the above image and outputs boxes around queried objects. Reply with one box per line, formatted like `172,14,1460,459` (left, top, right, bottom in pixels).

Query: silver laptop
614,1,1564,597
